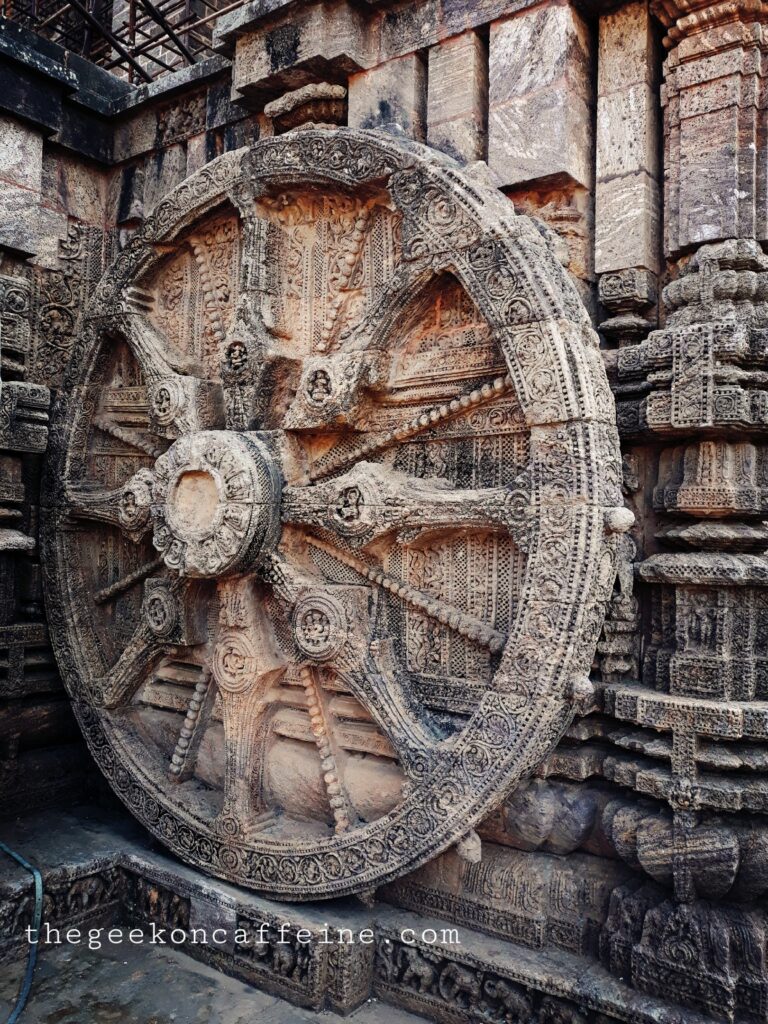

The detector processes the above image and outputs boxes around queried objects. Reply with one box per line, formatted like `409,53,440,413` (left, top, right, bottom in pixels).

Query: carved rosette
41,129,628,898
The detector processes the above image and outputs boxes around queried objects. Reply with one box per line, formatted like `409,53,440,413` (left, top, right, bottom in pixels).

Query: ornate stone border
41,128,626,899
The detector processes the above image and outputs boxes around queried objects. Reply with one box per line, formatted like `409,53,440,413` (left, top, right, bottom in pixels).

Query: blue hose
0,841,42,1024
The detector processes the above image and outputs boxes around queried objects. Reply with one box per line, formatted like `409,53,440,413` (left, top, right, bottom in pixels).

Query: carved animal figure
479,976,532,1023
438,961,482,1008
399,946,438,993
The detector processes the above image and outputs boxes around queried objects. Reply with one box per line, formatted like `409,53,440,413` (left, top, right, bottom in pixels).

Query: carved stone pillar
595,4,768,1014
595,1,662,347
653,0,768,258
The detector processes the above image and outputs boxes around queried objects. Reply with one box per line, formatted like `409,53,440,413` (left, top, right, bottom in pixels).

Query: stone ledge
0,804,723,1023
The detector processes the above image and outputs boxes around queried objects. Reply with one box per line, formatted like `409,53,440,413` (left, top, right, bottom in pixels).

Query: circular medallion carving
148,378,186,427
142,586,178,639
151,431,280,577
212,630,258,693
42,129,627,899
293,595,347,661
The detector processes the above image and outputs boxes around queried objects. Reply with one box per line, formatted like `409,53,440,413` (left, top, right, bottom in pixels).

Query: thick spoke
211,579,287,834
267,551,442,781
283,461,528,548
335,646,439,781
66,469,154,541
123,314,195,382
121,315,225,437
262,552,322,607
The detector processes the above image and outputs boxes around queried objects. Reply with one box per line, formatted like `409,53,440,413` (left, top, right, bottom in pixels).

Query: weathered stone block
596,84,659,179
111,109,156,163
142,143,187,215
0,115,44,257
488,87,592,189
596,172,661,274
488,4,593,188
0,115,43,192
489,4,591,104
427,30,487,162
678,106,744,246
348,53,426,138
232,1,372,103
595,1,661,280
186,132,208,176
32,206,70,270
598,0,657,94
0,183,42,258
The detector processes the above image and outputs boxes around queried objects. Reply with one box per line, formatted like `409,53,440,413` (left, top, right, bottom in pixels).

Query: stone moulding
40,127,629,900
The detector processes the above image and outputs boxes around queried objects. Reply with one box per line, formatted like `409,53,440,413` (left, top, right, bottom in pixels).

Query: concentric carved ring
148,378,187,427
293,594,347,661
151,431,281,578
212,630,258,693
142,585,178,639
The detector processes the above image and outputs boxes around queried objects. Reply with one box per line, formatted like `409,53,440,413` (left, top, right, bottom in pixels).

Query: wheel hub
150,430,281,578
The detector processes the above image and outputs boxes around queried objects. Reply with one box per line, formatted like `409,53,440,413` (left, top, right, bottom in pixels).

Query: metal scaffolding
0,0,245,81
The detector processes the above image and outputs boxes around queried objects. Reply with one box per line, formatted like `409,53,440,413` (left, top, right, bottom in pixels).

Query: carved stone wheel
41,129,629,899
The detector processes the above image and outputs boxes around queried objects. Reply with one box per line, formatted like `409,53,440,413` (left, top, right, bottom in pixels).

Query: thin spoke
93,623,161,709
307,536,506,653
66,468,154,541
94,417,164,458
299,665,358,833
309,374,514,481
93,558,163,605
169,670,216,782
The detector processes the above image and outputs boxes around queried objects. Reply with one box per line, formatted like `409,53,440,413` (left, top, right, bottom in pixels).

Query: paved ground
0,941,422,1024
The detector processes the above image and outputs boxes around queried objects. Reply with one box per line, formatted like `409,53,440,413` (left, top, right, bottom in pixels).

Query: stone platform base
0,937,422,1024
0,806,713,1024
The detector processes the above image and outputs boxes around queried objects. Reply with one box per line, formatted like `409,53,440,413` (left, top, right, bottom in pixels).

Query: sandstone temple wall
2,1,768,1020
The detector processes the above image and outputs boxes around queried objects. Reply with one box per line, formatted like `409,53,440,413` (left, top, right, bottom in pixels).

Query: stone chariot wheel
41,129,629,899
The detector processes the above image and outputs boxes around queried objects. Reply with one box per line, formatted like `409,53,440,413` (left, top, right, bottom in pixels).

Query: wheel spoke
169,670,216,782
283,461,529,548
122,314,196,382
211,579,287,834
306,537,506,653
65,468,154,541
300,665,358,833
120,315,225,437
309,374,514,481
335,645,438,781
93,622,162,709
93,558,164,605
266,552,442,781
